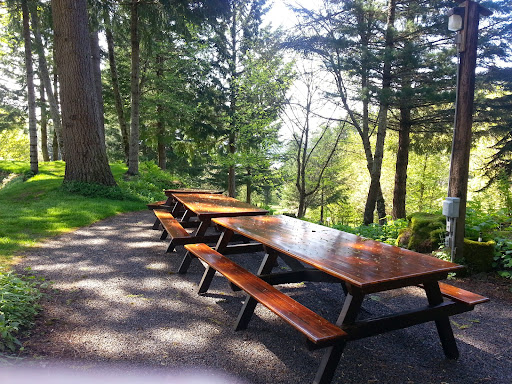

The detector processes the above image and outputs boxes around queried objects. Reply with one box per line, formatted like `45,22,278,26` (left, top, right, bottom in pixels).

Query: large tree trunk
127,0,140,176
89,28,106,149
104,13,130,164
39,81,50,161
22,0,38,174
52,0,116,186
30,5,64,160
392,102,411,219
363,0,396,225
227,6,237,197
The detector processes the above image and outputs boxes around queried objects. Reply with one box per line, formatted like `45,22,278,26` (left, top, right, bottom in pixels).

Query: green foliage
0,269,44,352
117,161,185,203
333,218,408,245
0,129,29,161
465,201,511,240
493,237,512,279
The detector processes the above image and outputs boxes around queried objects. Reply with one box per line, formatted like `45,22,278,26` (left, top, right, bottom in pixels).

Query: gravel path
7,210,512,383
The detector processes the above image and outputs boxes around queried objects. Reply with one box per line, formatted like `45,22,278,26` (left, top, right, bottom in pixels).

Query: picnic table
147,189,223,229
153,193,268,270
184,214,489,384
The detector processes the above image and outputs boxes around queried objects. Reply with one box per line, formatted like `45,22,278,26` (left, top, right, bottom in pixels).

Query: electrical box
443,197,460,218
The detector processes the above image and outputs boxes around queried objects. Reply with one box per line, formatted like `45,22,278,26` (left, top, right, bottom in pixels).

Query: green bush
493,238,512,279
0,269,44,352
333,218,409,245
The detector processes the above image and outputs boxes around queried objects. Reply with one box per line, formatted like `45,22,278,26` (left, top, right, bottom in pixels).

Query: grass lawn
0,161,168,268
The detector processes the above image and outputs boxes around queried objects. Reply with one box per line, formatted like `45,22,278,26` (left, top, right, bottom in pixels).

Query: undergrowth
0,268,47,352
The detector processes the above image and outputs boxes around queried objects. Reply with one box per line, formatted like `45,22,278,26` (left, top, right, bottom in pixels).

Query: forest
0,1,511,264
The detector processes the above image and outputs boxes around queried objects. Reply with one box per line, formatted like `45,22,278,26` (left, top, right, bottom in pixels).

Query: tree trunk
89,28,106,149
52,129,59,161
392,102,411,219
227,6,237,197
39,81,50,161
127,0,140,176
22,0,38,174
52,0,116,186
156,53,166,170
30,5,64,161
246,167,251,204
104,13,130,164
363,0,395,225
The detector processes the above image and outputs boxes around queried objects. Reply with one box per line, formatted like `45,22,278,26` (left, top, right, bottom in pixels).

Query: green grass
0,161,176,267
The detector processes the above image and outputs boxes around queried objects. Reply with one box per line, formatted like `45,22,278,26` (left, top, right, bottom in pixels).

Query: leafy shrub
333,217,408,245
465,203,511,240
493,238,512,279
61,181,128,200
117,161,184,203
0,270,44,352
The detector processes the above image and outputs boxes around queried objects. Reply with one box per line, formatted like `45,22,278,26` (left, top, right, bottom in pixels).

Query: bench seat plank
438,282,489,306
184,243,347,347
154,210,190,240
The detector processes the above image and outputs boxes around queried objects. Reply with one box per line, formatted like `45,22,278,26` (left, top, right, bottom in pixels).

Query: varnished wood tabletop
173,193,268,219
212,215,464,293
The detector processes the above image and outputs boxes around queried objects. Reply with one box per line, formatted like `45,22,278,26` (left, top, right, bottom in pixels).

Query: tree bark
22,0,38,174
104,12,130,164
363,0,396,225
39,81,50,161
392,100,411,219
30,5,64,160
89,28,106,149
227,5,238,197
127,0,140,176
156,53,166,170
52,0,116,185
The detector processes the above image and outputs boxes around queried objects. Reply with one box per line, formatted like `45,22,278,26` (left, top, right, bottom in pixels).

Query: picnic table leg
314,288,364,384
177,218,212,274
424,281,459,359
234,249,279,331
197,229,235,294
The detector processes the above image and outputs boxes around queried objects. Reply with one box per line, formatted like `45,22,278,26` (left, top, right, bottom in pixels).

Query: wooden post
448,1,491,261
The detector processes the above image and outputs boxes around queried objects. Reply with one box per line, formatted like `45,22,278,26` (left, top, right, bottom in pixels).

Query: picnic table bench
189,214,488,384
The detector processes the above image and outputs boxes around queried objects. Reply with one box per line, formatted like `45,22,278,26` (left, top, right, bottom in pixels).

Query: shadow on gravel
9,211,512,384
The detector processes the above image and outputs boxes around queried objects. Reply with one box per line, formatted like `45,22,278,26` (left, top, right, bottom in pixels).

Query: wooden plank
185,243,347,347
154,210,190,239
438,282,489,306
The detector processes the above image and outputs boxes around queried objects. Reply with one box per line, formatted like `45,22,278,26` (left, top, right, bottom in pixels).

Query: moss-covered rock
461,238,496,273
396,212,445,253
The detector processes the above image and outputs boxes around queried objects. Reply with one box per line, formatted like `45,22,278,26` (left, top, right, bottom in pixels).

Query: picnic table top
212,215,464,292
172,193,268,219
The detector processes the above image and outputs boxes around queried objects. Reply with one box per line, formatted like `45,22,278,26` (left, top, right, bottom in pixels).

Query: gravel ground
5,210,512,384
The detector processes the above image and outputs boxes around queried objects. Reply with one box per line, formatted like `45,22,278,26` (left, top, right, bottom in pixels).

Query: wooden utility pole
448,1,491,261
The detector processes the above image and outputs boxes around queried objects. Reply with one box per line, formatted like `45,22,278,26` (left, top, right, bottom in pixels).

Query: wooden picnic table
185,214,488,384
148,189,223,229
153,193,268,270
